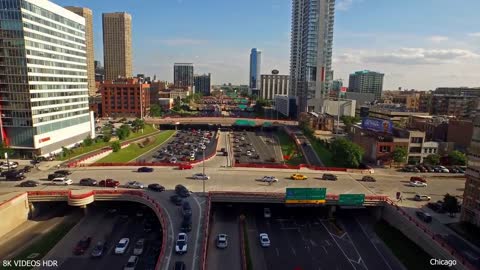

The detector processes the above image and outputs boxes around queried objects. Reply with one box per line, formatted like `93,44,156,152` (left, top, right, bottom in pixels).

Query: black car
79,178,97,186
54,170,71,175
148,183,165,192
1,169,16,177
19,180,40,187
182,201,192,218
170,195,183,206
175,185,190,197
5,171,25,181
21,166,33,173
180,216,192,232
321,174,337,181
174,261,186,270
138,167,154,173
48,173,65,180
416,211,432,223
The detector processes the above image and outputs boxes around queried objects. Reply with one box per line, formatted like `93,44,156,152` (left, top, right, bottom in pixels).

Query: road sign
338,194,365,206
285,188,326,204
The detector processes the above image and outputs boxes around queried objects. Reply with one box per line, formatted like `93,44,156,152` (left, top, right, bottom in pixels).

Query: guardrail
27,189,167,270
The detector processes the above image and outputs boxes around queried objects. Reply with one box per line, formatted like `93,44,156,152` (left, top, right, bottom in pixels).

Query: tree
173,97,182,111
83,136,93,147
111,141,121,152
150,104,163,117
132,119,145,132
61,146,72,158
340,116,361,127
0,142,14,158
449,150,467,166
117,124,131,140
443,193,460,217
424,154,440,165
103,135,111,143
392,147,408,164
330,138,364,168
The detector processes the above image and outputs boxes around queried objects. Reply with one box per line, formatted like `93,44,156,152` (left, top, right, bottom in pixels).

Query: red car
73,236,92,255
178,164,193,170
99,179,120,187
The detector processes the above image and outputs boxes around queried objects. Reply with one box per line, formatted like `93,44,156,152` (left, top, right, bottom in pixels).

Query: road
145,117,298,126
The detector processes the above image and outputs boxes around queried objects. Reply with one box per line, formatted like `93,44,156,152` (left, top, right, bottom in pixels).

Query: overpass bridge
145,117,298,126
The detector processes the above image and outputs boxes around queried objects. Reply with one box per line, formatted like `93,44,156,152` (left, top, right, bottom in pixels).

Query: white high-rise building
0,0,92,156
290,0,335,113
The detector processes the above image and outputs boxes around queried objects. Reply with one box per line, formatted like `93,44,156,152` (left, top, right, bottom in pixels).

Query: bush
111,141,121,152
83,137,93,147
103,135,111,143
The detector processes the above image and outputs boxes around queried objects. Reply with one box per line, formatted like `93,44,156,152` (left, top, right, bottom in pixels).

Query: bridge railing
200,194,212,270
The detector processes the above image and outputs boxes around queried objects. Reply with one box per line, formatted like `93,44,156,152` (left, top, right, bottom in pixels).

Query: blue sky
54,0,480,89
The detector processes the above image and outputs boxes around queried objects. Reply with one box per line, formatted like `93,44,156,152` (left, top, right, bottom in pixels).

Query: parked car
182,201,192,218
21,165,33,173
133,239,145,255
259,233,270,247
192,173,210,180
48,173,65,180
410,176,427,183
124,255,139,270
170,195,183,206
4,170,25,181
175,185,190,197
148,183,165,192
115,238,130,254
427,202,446,213
216,234,228,249
321,174,337,181
175,233,188,254
79,178,97,186
137,167,154,173
73,236,92,255
99,179,120,187
52,178,73,185
91,241,105,258
416,211,432,223
178,164,193,170
360,176,376,182
125,181,144,189
409,181,427,187
19,180,40,187
54,170,71,175
414,194,431,201
291,173,307,180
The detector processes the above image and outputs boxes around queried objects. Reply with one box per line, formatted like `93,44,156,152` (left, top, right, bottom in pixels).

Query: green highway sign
285,188,327,204
338,194,365,206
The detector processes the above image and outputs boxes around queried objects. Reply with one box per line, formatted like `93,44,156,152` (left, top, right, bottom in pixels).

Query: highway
145,117,298,126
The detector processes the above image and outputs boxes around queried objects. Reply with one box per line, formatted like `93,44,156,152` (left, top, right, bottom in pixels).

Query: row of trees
330,138,364,168
393,147,467,166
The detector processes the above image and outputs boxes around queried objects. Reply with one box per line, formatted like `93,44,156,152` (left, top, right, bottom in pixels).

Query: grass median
58,125,157,161
96,130,175,163
375,220,448,270
276,131,305,165
309,139,334,166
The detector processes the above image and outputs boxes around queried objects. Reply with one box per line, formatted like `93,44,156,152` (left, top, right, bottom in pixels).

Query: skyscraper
102,12,132,80
0,0,92,156
290,0,335,113
194,73,212,95
348,70,384,100
249,48,262,95
64,6,95,96
174,63,194,88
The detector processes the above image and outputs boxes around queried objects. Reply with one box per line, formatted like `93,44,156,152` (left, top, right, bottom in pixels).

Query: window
379,146,391,153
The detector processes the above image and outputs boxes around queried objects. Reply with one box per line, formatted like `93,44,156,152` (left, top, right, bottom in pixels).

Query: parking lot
136,129,217,163
230,131,283,164
41,202,162,270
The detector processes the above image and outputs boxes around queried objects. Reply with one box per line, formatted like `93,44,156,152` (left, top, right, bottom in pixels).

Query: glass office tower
249,48,262,95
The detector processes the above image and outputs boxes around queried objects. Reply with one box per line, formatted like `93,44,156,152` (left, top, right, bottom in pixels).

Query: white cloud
428,35,449,43
336,0,363,11
468,32,480,37
363,48,479,65
157,38,208,46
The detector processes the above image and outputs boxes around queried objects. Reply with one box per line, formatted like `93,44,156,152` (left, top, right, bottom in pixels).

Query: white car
133,239,144,255
263,208,271,218
438,166,450,173
216,234,228,248
261,176,278,183
175,233,188,254
234,139,239,143
51,178,73,185
192,173,210,180
259,233,270,247
240,137,245,141
124,255,138,270
115,238,130,254
250,148,256,152
409,181,427,187
126,181,144,189
170,157,177,164
0,161,18,169
246,151,252,156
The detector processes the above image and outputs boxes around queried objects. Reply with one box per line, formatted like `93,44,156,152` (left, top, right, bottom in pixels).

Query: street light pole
202,149,206,194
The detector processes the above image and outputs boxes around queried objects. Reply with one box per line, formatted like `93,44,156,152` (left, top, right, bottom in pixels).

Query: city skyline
53,0,480,89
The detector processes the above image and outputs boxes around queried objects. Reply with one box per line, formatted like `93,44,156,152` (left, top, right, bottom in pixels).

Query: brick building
101,78,150,118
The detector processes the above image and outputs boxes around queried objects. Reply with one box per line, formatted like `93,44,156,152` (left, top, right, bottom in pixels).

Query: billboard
362,117,393,134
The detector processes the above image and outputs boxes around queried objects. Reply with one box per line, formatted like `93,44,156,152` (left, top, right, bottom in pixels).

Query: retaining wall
0,193,29,240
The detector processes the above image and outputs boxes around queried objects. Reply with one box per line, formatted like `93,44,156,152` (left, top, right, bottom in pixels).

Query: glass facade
0,0,89,150
174,63,194,88
249,48,261,90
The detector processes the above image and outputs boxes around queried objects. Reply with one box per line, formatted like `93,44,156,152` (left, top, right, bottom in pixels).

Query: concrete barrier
0,193,29,240
200,194,212,270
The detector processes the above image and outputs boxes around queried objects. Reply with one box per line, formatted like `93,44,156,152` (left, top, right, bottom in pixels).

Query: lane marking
354,217,393,270
320,221,357,270
191,195,203,270
291,246,297,256
322,246,328,254
275,247,280,257
161,197,175,270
